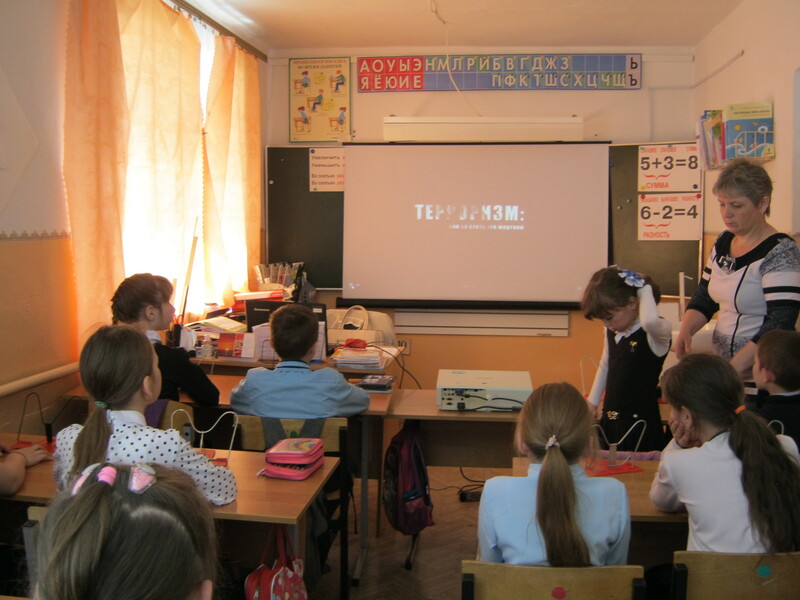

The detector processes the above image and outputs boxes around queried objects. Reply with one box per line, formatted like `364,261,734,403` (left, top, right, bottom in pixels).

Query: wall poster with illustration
289,57,351,143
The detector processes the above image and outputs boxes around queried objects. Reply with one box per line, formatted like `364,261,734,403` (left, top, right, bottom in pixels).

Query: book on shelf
723,101,774,160
698,109,725,169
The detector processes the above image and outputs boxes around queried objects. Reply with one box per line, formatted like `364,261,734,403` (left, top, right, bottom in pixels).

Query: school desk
512,456,688,568
190,352,394,376
511,457,685,523
194,373,391,585
1,432,338,525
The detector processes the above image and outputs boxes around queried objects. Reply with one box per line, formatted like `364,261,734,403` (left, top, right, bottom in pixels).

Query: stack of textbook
330,346,383,369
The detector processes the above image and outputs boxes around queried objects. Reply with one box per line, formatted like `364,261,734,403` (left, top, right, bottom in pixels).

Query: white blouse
54,410,237,505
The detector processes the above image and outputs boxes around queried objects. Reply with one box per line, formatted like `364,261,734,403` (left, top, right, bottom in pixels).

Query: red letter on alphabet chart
358,57,425,92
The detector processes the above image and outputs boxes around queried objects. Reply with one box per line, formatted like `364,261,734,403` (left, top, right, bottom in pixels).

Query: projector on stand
437,369,533,411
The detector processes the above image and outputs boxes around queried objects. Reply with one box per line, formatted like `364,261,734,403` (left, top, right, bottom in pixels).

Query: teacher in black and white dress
674,158,800,402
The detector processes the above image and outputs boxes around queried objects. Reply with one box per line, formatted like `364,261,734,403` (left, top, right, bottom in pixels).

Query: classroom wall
264,46,697,146
693,0,800,236
263,45,694,389
0,1,81,434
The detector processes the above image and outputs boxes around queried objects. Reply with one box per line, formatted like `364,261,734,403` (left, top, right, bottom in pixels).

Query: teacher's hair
72,326,154,478
713,157,772,216
36,464,217,600
516,383,593,566
111,273,173,324
582,266,661,321
661,353,800,552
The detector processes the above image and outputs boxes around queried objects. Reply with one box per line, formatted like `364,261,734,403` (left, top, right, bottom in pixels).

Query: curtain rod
170,0,268,63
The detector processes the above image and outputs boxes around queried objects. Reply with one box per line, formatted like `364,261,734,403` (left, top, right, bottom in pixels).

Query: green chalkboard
609,144,701,296
267,147,343,288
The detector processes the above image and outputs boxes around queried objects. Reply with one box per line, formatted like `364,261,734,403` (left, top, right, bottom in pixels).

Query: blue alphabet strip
357,54,641,92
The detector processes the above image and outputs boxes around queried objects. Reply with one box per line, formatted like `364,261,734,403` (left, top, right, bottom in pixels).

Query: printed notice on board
309,148,345,192
638,193,703,241
637,143,701,193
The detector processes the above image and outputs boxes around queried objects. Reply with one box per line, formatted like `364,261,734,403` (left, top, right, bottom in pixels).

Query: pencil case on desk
258,438,324,480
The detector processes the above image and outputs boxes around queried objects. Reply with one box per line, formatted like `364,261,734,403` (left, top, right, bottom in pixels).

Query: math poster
636,142,703,241
289,57,351,143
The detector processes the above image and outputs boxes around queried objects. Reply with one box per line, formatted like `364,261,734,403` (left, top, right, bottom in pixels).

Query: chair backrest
237,415,347,454
461,560,646,600
671,551,800,600
159,401,193,436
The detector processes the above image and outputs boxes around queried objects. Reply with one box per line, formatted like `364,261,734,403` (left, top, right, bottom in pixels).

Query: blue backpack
382,420,434,536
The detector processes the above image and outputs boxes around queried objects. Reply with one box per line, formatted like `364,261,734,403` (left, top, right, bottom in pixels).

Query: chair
670,551,800,600
461,560,646,600
22,506,48,591
158,400,193,438
237,416,351,600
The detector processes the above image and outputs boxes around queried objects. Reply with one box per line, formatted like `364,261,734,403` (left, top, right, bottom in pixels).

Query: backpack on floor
382,419,434,535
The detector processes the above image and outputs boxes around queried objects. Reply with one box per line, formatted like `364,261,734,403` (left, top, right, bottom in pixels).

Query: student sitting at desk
55,325,236,505
230,304,369,419
650,354,800,552
752,329,800,448
36,463,217,600
478,383,630,566
112,273,220,418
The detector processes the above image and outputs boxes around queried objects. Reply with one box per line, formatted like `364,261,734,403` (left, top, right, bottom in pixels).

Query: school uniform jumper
145,330,219,406
478,463,630,566
754,391,800,449
599,326,668,451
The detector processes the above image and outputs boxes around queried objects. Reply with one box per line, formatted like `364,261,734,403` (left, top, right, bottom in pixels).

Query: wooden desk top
63,372,393,417
512,456,686,523
191,354,393,375
2,433,337,525
387,389,520,422
387,389,671,424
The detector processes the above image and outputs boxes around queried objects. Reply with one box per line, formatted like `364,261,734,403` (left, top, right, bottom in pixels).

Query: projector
437,369,533,411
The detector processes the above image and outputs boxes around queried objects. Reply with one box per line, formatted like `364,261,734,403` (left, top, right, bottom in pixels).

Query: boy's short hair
757,329,800,391
270,304,319,361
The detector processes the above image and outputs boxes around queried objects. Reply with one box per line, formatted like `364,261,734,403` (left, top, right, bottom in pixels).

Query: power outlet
397,338,411,355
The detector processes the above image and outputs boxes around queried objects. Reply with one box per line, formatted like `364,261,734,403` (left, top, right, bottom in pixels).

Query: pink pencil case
258,438,324,481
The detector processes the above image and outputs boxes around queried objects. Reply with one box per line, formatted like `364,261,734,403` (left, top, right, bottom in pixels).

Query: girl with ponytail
478,383,631,566
54,325,236,506
650,353,800,552
36,464,217,600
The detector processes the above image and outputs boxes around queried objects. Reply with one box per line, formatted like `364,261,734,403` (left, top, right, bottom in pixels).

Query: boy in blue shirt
230,304,369,418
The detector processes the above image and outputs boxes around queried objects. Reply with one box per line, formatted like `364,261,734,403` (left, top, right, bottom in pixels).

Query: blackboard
267,147,343,288
609,145,700,297
267,145,701,296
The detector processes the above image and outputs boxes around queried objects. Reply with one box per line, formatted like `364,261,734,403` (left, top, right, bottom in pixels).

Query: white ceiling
182,0,744,55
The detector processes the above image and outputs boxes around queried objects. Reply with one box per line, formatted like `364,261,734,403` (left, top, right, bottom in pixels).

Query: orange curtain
203,35,262,307
64,0,261,329
117,0,205,313
64,0,129,341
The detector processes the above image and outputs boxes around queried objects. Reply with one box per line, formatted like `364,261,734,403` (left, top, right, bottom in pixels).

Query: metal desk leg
352,414,370,584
